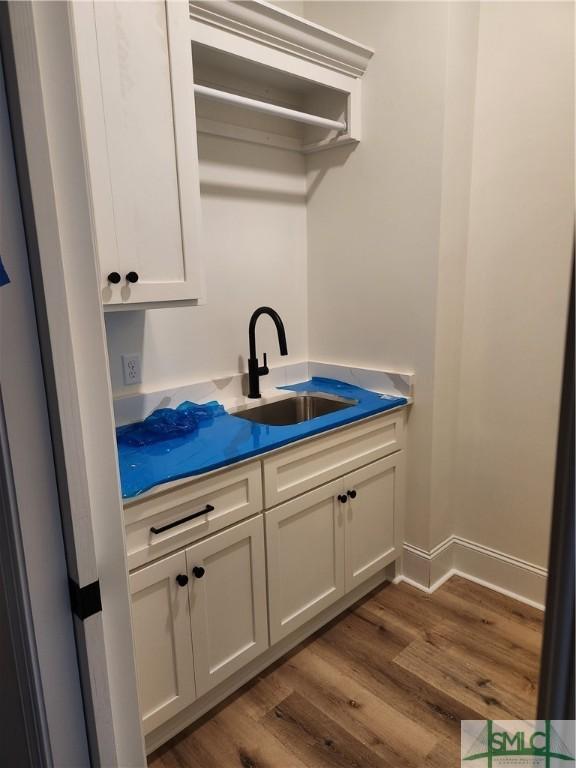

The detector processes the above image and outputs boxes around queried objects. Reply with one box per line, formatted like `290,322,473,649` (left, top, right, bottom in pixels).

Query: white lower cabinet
127,411,407,741
130,515,268,733
71,0,204,307
344,453,403,591
265,479,345,644
266,453,404,644
130,550,196,735
186,516,268,696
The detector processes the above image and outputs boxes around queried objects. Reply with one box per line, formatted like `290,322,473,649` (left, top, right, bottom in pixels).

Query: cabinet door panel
186,516,268,696
266,479,345,644
129,551,196,734
72,1,203,305
345,453,404,591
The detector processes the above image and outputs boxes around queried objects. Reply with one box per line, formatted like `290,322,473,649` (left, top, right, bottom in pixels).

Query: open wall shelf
189,1,374,154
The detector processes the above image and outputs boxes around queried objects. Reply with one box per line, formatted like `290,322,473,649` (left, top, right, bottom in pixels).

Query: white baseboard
399,536,547,610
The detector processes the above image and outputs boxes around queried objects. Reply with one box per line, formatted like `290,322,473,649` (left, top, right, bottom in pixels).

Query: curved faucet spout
247,306,288,398
249,306,288,358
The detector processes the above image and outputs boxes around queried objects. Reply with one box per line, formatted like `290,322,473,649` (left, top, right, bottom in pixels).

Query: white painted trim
188,0,374,78
195,83,347,131
454,535,548,577
458,570,545,611
402,535,548,575
196,116,302,152
393,566,455,595
399,535,547,610
428,568,458,593
0,48,89,766
8,4,145,764
393,573,435,594
396,569,545,613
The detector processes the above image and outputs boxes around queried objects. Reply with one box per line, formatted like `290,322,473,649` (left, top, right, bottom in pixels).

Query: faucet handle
260,352,269,375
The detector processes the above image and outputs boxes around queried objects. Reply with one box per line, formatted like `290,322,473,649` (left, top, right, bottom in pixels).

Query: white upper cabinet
70,0,372,306
125,410,406,742
71,1,204,308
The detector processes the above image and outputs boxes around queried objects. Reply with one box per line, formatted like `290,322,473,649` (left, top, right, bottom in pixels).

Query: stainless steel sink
233,393,357,426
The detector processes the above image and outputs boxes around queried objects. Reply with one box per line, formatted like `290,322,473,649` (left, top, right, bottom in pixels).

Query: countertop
118,377,407,499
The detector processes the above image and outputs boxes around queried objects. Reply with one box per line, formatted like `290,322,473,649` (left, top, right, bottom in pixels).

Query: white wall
304,1,452,550
105,134,308,394
303,0,574,571
453,2,574,567
429,3,479,547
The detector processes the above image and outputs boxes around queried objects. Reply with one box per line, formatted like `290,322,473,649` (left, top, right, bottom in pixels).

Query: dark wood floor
149,575,543,768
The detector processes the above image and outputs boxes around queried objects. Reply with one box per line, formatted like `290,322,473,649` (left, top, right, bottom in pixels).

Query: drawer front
263,411,405,507
125,462,262,569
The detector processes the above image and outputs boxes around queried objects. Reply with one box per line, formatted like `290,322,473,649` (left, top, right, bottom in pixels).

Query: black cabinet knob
347,490,357,499
126,271,139,284
192,566,205,579
107,272,121,284
338,494,348,503
176,574,189,587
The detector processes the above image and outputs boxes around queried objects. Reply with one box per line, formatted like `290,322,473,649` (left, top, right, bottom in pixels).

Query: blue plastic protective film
0,256,10,286
117,377,407,499
117,400,225,446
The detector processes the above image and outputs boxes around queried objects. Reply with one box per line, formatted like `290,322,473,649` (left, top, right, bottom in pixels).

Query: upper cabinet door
71,1,204,307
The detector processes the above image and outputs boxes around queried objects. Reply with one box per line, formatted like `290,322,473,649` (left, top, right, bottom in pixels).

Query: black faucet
247,307,288,398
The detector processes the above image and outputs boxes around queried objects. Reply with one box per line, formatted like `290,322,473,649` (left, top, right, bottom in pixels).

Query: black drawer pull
150,504,214,535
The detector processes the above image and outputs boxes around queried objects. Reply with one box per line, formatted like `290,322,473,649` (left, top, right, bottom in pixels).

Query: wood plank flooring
149,576,543,768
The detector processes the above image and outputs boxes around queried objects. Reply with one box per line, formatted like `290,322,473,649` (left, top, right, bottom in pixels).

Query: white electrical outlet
121,353,142,386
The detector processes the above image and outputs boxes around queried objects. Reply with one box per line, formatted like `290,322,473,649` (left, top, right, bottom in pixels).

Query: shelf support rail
193,84,347,133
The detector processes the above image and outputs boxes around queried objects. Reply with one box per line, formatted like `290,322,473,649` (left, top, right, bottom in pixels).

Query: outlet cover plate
121,354,142,386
